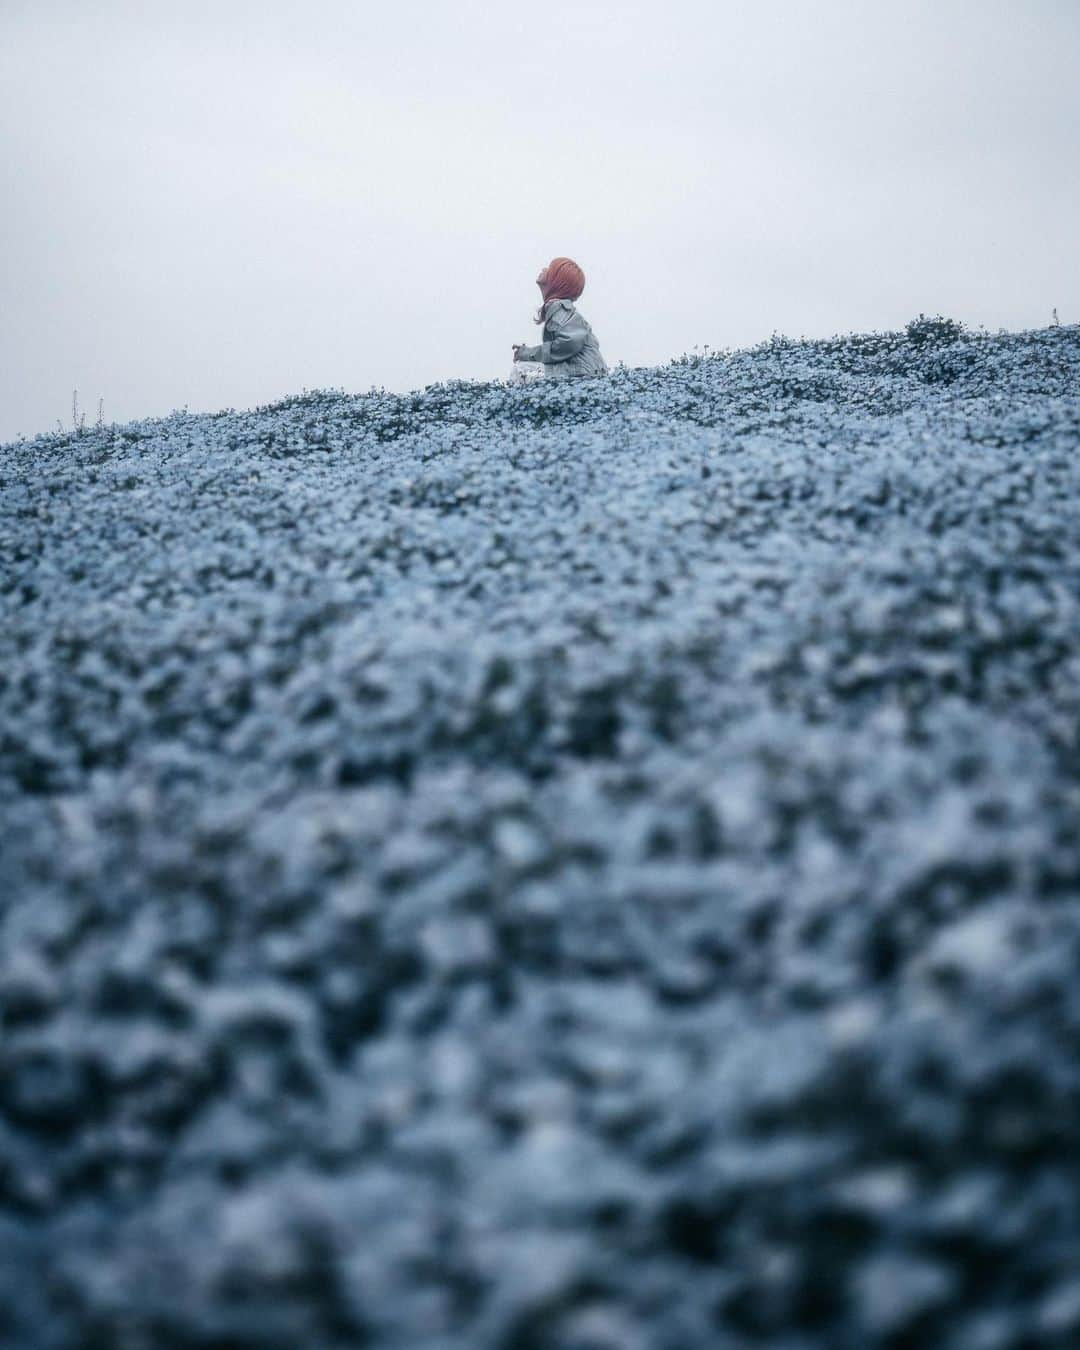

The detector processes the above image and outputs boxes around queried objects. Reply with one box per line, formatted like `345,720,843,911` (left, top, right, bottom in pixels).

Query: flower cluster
1,323,1079,1347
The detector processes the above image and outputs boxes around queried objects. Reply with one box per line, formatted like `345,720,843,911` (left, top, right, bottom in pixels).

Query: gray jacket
516,299,609,379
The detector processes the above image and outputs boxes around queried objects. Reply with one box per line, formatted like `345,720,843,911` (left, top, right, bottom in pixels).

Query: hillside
2,322,1080,1347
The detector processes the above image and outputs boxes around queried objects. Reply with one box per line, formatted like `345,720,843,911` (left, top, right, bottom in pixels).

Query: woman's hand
512,344,523,362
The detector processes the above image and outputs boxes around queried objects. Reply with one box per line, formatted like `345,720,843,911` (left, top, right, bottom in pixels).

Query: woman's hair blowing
535,257,585,324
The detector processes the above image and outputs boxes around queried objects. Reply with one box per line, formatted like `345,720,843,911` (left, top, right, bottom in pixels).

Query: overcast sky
2,0,1077,442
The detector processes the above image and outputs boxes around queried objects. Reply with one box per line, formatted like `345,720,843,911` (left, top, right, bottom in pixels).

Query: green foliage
905,313,964,348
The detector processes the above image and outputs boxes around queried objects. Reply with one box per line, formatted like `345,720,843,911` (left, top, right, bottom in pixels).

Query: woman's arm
542,308,589,363
517,309,589,365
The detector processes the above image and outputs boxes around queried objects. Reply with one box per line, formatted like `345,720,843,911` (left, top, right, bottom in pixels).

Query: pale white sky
2,0,1077,441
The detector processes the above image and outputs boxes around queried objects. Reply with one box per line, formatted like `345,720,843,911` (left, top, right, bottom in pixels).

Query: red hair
534,256,585,324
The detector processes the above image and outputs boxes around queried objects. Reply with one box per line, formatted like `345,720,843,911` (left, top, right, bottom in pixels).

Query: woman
510,257,609,383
